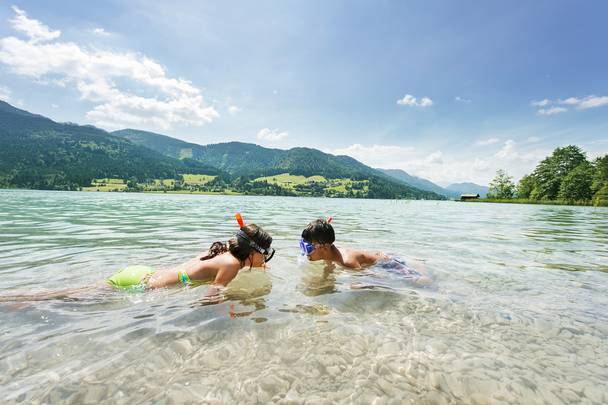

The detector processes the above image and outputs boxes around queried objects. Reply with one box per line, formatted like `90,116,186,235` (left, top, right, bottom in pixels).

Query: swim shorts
376,256,421,279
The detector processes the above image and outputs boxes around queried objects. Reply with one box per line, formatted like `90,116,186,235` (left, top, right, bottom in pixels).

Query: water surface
0,190,607,404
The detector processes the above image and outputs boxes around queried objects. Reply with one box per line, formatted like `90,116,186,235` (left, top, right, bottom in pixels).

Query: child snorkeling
109,218,274,291
299,218,431,285
0,215,274,302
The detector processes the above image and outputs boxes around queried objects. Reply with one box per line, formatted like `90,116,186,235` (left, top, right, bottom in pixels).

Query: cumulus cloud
474,137,499,146
328,141,550,185
559,97,580,106
228,105,242,114
397,94,433,107
0,7,218,130
92,27,111,37
0,85,11,101
455,96,471,104
472,158,489,172
425,150,443,164
9,6,60,43
330,144,415,167
537,107,567,115
576,95,608,109
257,128,288,142
531,95,608,115
531,99,550,107
494,139,544,163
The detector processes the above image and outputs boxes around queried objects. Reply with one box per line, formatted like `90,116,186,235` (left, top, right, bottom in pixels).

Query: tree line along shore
471,146,607,207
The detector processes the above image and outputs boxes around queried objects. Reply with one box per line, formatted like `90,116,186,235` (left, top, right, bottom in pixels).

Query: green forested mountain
113,129,445,199
0,101,445,199
0,101,221,190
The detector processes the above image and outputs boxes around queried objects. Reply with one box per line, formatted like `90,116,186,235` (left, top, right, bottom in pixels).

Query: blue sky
0,1,607,185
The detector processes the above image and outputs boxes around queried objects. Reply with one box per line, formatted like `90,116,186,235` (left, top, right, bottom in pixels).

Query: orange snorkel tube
235,212,245,229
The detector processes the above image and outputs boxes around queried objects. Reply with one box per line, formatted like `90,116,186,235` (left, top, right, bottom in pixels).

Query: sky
0,1,607,186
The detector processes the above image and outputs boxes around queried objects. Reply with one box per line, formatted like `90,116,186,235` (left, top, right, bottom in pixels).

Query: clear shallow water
0,190,607,404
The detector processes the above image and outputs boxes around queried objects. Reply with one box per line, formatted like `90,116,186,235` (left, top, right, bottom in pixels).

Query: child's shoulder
339,247,384,268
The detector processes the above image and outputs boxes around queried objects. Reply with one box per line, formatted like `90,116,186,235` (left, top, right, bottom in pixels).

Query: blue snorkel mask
299,239,315,256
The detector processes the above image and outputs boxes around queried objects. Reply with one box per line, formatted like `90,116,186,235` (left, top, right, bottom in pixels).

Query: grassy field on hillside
254,173,327,188
182,174,216,185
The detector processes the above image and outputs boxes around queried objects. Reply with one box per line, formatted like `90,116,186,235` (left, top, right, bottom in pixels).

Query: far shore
462,198,603,207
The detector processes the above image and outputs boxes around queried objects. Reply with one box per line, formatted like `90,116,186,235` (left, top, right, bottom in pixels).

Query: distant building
460,194,480,201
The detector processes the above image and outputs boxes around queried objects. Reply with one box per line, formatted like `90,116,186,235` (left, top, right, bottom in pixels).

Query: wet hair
201,224,273,265
301,218,335,245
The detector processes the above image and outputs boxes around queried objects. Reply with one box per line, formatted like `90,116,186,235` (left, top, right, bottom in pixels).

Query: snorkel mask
299,216,332,256
299,239,315,256
235,213,275,263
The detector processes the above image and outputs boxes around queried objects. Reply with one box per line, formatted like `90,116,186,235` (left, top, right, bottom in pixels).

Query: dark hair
201,224,273,265
301,218,335,244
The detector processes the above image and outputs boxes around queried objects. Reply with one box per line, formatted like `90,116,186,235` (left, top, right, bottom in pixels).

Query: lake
0,190,607,404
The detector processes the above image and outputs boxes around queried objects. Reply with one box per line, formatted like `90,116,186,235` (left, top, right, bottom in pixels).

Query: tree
517,174,536,199
593,183,608,207
532,145,587,200
557,162,594,201
487,169,516,199
592,155,608,194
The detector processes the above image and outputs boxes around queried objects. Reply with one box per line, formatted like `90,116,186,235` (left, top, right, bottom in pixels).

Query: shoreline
463,198,604,207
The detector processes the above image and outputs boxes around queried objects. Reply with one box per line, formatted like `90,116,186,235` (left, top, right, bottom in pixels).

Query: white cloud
531,99,550,107
472,158,489,172
576,95,608,109
455,96,471,104
92,28,111,37
228,105,242,114
418,97,433,107
330,144,415,167
474,137,499,146
425,150,443,164
527,136,541,143
538,107,567,115
494,139,543,163
328,141,550,186
532,95,608,115
397,94,433,107
559,97,580,106
257,128,288,142
0,7,218,130
0,85,11,101
10,6,60,43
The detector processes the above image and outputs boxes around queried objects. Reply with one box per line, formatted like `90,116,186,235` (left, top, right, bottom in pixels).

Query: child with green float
0,213,275,302
108,213,274,291
299,217,431,285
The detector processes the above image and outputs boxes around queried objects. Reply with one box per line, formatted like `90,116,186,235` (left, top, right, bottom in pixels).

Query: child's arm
196,268,238,306
212,266,240,287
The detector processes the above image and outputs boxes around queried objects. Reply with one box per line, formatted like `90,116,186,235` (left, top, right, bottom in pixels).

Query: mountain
377,168,459,198
446,182,489,198
0,101,447,199
113,129,446,199
0,101,221,190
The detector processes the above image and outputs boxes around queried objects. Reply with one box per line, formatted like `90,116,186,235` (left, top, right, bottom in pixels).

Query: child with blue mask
299,218,431,285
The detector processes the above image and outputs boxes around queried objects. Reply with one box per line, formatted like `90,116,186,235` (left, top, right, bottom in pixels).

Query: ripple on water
0,190,607,403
